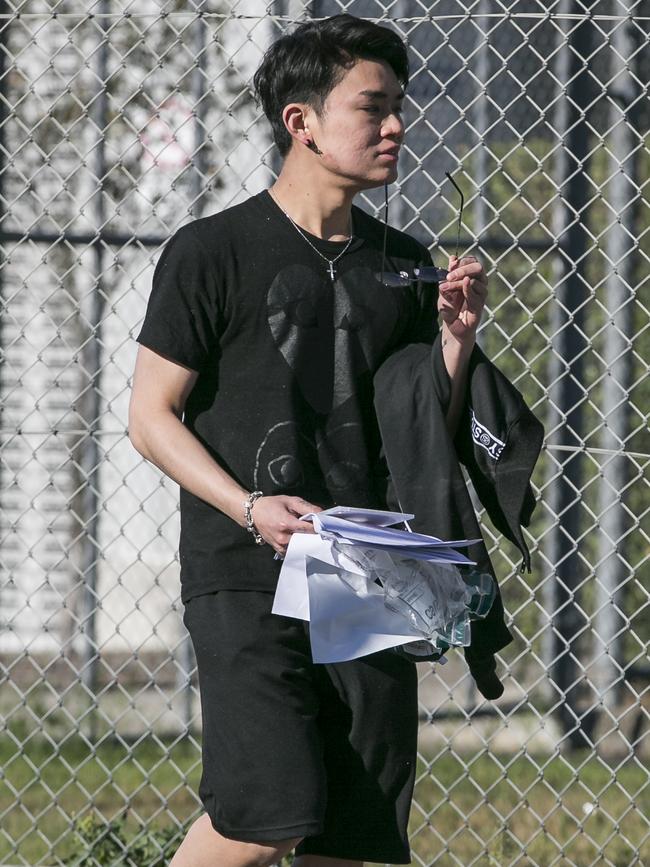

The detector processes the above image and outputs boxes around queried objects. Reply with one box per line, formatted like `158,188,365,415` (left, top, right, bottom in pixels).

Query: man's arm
437,255,489,437
441,330,473,437
128,346,318,555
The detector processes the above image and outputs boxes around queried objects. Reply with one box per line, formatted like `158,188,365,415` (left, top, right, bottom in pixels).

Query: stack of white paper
272,507,483,664
307,508,479,564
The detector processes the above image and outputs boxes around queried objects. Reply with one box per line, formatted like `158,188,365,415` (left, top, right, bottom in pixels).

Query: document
307,505,415,525
304,507,480,551
272,506,492,664
271,532,334,621
305,557,426,663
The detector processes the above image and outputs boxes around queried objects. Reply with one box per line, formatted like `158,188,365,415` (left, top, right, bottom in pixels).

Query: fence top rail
2,11,649,23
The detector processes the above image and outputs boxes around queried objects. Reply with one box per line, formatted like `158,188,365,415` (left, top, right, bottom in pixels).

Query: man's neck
270,153,358,241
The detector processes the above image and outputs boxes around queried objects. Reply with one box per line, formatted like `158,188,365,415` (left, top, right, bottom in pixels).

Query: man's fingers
446,265,483,284
288,496,321,515
438,287,464,312
465,286,482,314
292,519,317,534
441,280,484,297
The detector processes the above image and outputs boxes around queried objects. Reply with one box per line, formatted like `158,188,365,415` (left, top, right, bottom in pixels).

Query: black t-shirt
137,190,438,601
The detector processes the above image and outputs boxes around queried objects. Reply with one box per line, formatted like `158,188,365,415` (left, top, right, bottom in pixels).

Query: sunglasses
376,171,464,287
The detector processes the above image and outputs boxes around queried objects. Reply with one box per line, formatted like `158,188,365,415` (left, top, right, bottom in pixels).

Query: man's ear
282,103,311,148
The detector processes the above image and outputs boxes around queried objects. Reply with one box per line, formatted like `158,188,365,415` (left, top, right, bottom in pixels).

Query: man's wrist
215,484,254,527
441,324,476,357
244,491,266,545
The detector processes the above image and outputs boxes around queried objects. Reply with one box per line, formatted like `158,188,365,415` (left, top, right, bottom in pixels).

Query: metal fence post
77,0,110,739
546,1,596,749
594,13,639,714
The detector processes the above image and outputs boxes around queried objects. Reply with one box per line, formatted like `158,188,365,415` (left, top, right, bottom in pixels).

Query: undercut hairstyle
253,14,409,157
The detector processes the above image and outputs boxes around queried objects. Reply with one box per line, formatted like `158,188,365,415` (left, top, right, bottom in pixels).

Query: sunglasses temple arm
445,171,464,259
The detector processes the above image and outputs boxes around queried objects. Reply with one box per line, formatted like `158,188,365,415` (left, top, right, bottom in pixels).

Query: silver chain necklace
271,191,354,281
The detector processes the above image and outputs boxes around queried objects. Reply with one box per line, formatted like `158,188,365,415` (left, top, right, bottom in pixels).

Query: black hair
253,14,409,157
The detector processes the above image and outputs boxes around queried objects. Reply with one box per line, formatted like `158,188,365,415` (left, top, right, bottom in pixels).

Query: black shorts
183,589,418,864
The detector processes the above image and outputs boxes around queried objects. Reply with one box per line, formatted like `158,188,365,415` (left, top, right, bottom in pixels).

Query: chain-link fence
1,1,648,864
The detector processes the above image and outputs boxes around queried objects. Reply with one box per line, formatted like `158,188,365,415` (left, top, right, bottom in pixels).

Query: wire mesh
0,1,648,865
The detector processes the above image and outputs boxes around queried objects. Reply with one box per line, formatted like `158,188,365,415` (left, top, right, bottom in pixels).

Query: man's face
303,58,405,189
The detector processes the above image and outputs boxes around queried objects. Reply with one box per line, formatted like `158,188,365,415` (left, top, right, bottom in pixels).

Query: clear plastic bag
331,541,496,649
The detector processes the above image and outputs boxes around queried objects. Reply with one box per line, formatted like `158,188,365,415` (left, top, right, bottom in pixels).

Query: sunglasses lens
415,266,448,283
375,272,411,287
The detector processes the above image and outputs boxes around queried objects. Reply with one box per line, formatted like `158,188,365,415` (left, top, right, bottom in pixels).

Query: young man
130,14,489,867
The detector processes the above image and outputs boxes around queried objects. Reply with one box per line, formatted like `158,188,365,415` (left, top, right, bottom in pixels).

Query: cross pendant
327,261,336,281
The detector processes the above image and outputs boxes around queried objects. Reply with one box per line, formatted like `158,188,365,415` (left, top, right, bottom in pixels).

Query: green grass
0,728,202,865
411,749,650,866
1,728,649,866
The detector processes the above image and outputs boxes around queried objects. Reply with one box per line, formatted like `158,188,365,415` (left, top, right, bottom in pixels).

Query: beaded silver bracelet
244,490,265,545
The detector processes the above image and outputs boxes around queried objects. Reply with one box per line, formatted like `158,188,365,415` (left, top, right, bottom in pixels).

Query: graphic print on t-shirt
253,418,366,498
261,262,400,501
267,263,398,414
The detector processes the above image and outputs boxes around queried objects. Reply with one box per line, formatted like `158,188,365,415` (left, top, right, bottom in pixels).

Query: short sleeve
406,242,439,345
136,224,222,371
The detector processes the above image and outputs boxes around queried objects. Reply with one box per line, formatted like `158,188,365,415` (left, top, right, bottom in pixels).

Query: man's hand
438,255,488,345
251,496,322,556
